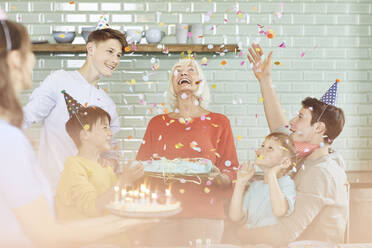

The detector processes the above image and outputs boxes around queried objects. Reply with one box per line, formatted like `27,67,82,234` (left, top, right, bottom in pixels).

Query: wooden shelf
32,43,239,54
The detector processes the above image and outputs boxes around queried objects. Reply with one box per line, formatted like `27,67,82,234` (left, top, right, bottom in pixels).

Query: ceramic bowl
53,31,76,43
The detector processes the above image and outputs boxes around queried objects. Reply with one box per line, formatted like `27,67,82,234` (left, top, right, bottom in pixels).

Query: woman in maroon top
135,58,239,246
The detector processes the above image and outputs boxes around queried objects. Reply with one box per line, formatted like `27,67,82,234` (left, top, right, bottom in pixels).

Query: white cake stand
106,205,182,218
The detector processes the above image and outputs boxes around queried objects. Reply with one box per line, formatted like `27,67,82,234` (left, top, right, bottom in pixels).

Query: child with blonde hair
229,132,296,228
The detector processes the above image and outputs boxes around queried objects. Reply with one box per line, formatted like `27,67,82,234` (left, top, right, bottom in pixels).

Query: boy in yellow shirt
56,91,144,220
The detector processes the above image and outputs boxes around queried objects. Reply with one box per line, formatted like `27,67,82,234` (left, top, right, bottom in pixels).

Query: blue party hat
320,79,339,106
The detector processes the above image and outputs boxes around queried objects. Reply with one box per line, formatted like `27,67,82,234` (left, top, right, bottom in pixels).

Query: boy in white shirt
23,28,142,193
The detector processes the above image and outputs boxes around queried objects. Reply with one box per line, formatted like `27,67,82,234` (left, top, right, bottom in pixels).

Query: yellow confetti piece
83,124,90,131
162,116,165,121
210,148,216,152
130,79,136,85
124,46,130,52
204,187,210,194
236,135,242,141
12,6,17,10
212,124,219,128
158,22,164,26
215,152,220,158
211,84,217,89
258,97,264,103
58,34,66,38
175,143,184,149
179,118,186,124
127,135,133,139
253,6,257,11
232,179,237,184
257,155,264,160
255,47,261,52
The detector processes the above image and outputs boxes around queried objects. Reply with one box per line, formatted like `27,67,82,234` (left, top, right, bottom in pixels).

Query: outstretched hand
247,43,273,83
236,161,255,186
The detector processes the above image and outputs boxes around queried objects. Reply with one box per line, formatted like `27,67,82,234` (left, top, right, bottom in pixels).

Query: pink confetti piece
224,18,228,23
240,61,245,66
278,41,286,48
300,51,305,58
187,32,193,38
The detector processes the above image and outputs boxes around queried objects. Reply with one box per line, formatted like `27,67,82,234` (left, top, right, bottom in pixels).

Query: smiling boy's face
89,39,122,77
254,137,286,170
86,116,112,152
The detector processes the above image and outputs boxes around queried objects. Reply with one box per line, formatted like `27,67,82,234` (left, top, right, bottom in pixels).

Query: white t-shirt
0,119,53,247
23,70,120,193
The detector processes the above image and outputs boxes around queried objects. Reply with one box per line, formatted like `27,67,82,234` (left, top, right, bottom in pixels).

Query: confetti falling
179,189,185,194
211,84,217,89
278,41,286,48
124,46,130,52
211,124,219,128
204,187,211,194
258,97,264,103
300,51,305,58
257,155,264,160
83,124,90,131
221,60,227,66
236,135,242,141
175,143,184,149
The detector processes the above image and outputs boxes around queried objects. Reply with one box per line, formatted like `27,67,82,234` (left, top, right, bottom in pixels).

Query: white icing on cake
108,201,181,213
134,158,213,174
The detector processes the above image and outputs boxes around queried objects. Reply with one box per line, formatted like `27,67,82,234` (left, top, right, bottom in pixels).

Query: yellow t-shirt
56,156,117,220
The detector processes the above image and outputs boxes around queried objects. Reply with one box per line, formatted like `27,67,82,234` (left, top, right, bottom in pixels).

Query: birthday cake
133,158,213,175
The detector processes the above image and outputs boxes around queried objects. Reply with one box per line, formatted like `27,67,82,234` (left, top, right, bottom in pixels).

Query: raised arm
247,43,288,132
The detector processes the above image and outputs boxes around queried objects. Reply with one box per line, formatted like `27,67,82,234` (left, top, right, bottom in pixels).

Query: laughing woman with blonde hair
136,58,239,246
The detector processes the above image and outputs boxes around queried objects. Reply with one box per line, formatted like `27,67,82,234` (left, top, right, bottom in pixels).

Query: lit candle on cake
133,190,139,203
114,185,119,203
151,193,158,204
121,189,127,204
165,188,171,205
139,192,145,204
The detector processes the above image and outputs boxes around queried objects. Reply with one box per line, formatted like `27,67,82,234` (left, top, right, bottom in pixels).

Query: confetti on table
206,180,212,186
83,124,90,131
212,124,219,128
179,189,185,194
204,187,211,194
215,152,220,158
221,60,227,66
